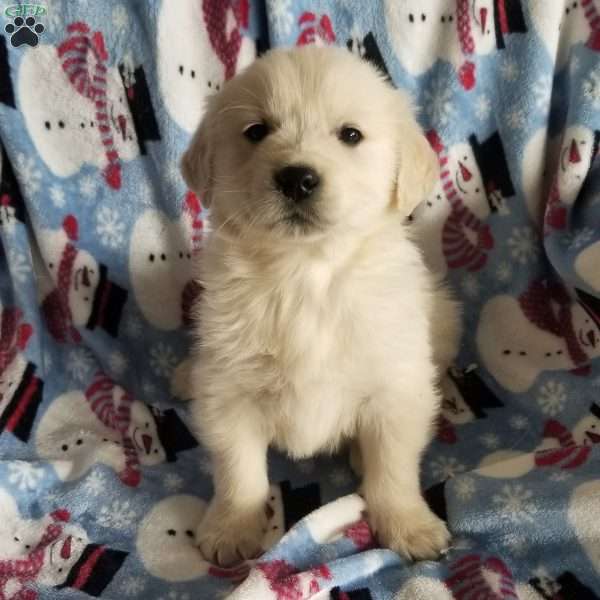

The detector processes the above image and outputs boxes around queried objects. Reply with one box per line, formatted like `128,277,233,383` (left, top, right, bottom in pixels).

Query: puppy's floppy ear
393,99,439,217
181,109,215,208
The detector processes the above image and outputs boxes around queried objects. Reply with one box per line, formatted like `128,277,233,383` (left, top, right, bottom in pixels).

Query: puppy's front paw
369,502,450,561
196,501,267,566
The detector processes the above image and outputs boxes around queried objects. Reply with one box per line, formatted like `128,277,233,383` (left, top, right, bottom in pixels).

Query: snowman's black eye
14,536,19,542
185,529,194,538
502,350,511,355
167,529,176,536
61,444,68,451
408,13,414,22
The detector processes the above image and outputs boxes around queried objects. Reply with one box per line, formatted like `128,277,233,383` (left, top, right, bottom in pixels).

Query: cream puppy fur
176,46,461,566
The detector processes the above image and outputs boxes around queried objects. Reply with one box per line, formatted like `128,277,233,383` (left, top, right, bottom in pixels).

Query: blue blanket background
1,0,600,598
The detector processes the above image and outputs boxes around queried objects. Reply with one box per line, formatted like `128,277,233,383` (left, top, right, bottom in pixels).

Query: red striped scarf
426,129,494,272
58,22,121,189
85,372,140,486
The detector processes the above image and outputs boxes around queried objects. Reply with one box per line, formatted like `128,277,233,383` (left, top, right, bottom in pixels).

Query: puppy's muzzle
274,165,320,204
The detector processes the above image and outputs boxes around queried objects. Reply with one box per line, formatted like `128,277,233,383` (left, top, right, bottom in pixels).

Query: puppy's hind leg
358,385,450,561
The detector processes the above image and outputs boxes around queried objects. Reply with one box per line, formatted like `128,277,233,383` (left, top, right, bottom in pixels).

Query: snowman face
18,46,102,178
128,401,166,466
0,353,26,414
471,0,496,54
411,182,448,222
558,0,589,48
137,495,208,581
440,377,474,425
449,143,486,209
262,484,286,549
572,302,600,357
572,414,600,446
36,392,124,481
129,209,195,330
558,126,595,204
105,69,138,162
68,249,100,326
38,523,88,586
384,0,459,75
157,0,225,133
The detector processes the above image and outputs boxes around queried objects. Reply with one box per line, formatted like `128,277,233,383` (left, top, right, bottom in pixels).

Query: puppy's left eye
338,127,363,146
243,123,270,143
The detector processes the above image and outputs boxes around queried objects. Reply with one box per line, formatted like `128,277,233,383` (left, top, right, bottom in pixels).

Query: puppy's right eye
243,123,270,143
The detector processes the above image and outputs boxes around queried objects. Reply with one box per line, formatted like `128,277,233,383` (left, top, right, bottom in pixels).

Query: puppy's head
182,47,437,239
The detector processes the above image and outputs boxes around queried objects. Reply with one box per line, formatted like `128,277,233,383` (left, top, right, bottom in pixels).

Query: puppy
176,46,461,566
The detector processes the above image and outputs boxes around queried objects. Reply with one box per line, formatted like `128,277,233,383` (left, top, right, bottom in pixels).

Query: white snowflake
165,160,182,187
125,315,143,338
8,249,31,283
108,351,128,376
49,184,66,208
461,274,480,298
537,380,567,416
267,0,293,37
507,226,539,264
565,227,594,249
97,500,138,530
8,462,44,491
149,343,178,378
139,180,154,206
79,175,98,199
164,473,184,492
123,576,146,596
454,476,476,501
96,206,126,248
549,471,571,482
510,414,529,430
480,432,500,449
504,533,528,556
533,75,552,111
66,347,96,383
429,456,465,480
83,471,106,496
112,5,129,31
475,94,491,121
423,76,455,126
14,153,41,197
141,380,157,400
329,467,352,487
583,64,600,109
496,261,512,283
507,108,525,130
500,59,519,82
492,483,537,524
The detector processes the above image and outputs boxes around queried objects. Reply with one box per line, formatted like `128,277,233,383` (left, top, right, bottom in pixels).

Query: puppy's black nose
274,165,320,202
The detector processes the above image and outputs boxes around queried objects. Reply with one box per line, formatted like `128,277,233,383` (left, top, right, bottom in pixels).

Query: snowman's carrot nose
459,161,473,181
569,139,582,164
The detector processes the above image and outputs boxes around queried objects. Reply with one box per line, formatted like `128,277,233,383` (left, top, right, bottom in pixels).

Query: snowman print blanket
1,0,600,598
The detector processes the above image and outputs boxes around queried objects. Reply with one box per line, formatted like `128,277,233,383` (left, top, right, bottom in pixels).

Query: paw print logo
5,16,45,47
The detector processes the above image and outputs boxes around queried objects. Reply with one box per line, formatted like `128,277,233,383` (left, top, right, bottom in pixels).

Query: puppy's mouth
280,209,322,233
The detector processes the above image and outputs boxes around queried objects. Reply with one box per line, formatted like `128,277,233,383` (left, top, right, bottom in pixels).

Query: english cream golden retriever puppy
175,46,460,566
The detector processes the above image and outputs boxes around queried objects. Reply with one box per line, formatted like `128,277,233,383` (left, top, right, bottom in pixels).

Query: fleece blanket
1,0,600,598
